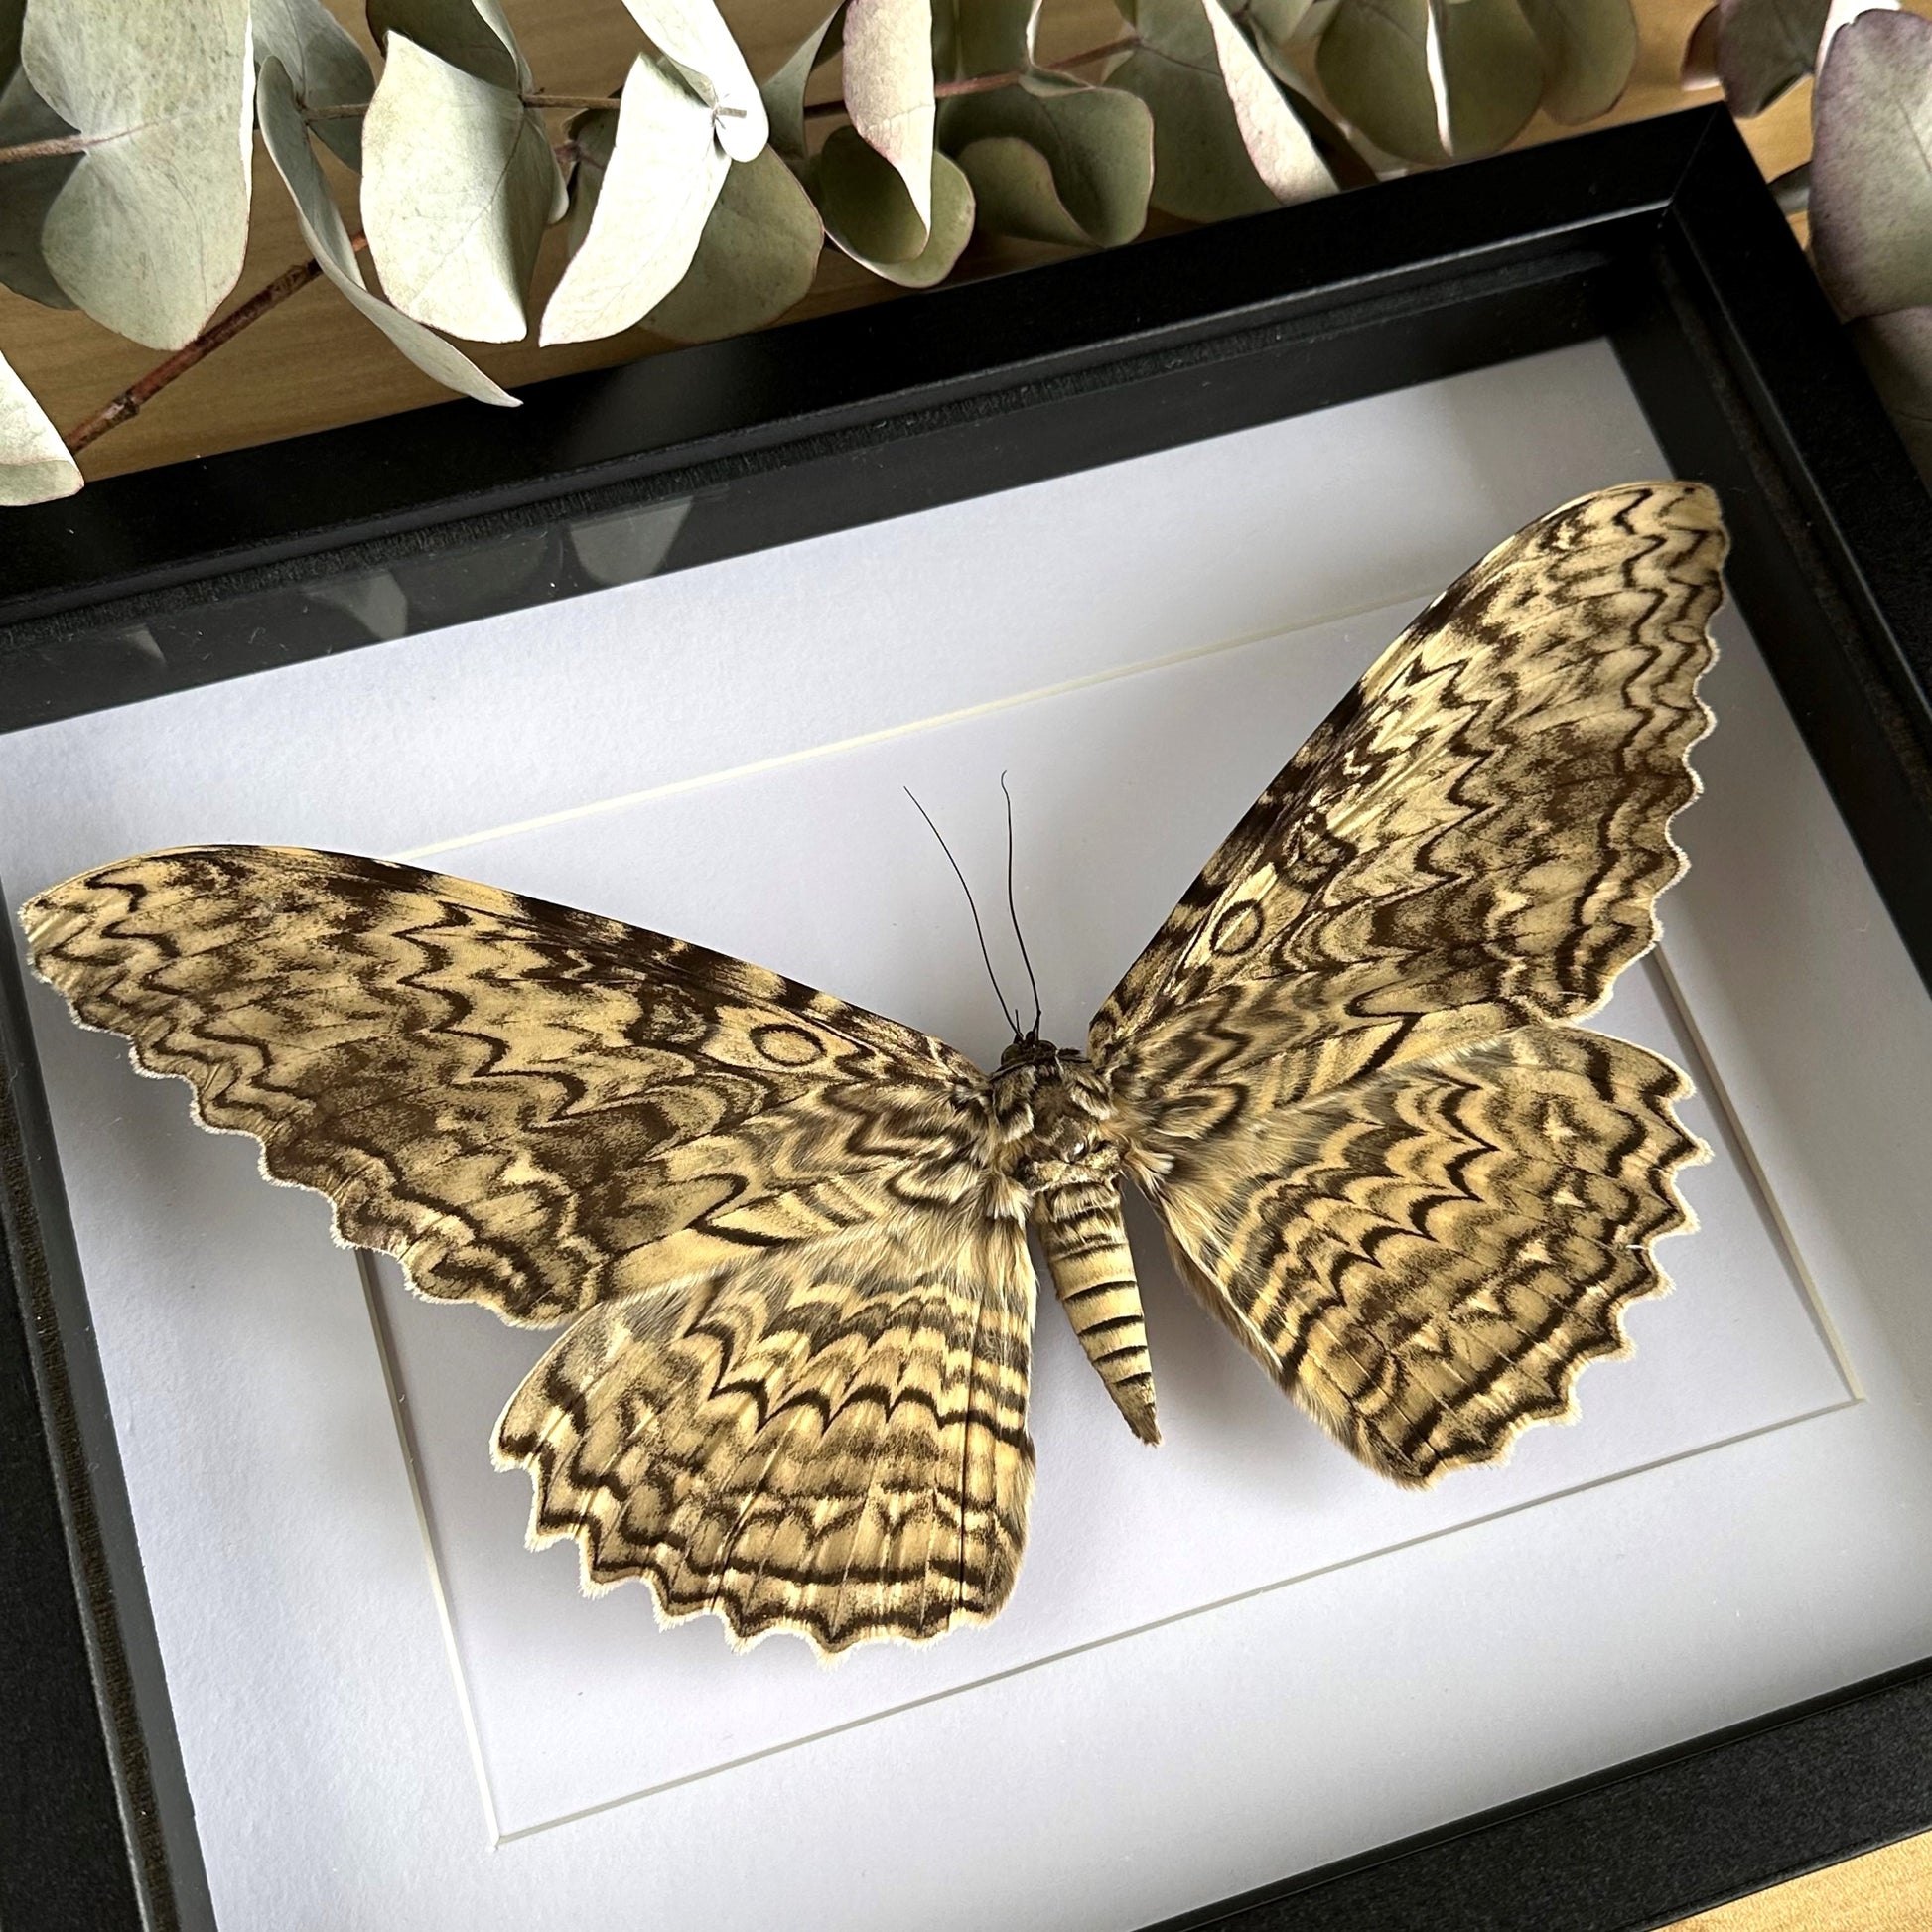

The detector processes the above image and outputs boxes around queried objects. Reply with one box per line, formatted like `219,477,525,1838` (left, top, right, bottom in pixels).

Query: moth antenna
905,789,1020,1039
1000,773,1043,1040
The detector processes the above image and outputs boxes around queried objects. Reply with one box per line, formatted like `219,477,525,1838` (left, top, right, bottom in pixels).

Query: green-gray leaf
646,145,823,341
621,0,767,160
255,0,373,168
1436,0,1544,155
939,76,1152,246
1246,0,1338,47
362,32,558,341
1811,10,1932,319
1517,0,1637,123
1316,0,1541,163
366,0,527,89
0,58,77,309
843,0,935,236
1713,0,1830,117
258,56,513,404
1316,0,1441,162
565,105,617,258
759,5,842,162
1114,0,1332,218
935,0,1038,77
22,0,254,350
540,52,727,345
815,126,973,284
1850,306,1932,483
0,345,78,504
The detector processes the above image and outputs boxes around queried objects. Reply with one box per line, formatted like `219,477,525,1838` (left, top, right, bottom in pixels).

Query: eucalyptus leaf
1850,306,1932,481
759,5,842,161
1816,0,1899,67
1247,0,1339,47
363,32,558,341
0,346,78,504
1434,0,1544,155
1317,0,1542,163
1811,10,1932,319
258,56,514,404
939,76,1152,246
540,52,727,345
366,0,526,89
255,0,373,168
0,61,77,308
1315,0,1441,162
815,126,972,285
1114,0,1332,219
646,145,823,341
1710,0,1829,115
843,0,936,235
621,0,767,160
1516,0,1636,124
936,0,1038,77
565,105,618,258
22,0,253,350
949,136,1081,243
1202,0,1335,197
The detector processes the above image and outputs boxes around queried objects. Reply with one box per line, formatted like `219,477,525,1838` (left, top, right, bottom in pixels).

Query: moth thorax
991,1044,1117,1192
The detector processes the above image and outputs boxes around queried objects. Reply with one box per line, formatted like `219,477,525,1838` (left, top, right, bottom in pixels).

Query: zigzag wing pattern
25,845,1044,1651
1095,482,1727,1480
23,846,990,1325
1095,482,1725,1093
1146,1025,1704,1485
495,1206,1036,1650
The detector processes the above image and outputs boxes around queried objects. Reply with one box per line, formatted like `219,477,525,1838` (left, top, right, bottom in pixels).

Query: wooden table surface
8,4,1927,1924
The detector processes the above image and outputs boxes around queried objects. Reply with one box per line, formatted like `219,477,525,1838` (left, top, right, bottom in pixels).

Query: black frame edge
0,927,209,1932
1142,1657,1932,1932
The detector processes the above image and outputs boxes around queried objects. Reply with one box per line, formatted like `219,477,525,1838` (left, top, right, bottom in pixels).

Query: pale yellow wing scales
26,843,1036,1654
494,1208,1036,1651
1098,482,1727,1481
23,846,987,1327
1147,1024,1704,1484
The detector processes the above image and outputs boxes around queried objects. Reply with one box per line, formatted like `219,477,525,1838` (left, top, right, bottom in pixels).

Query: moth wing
1144,1024,1702,1483
495,1201,1036,1651
23,845,991,1326
1091,482,1725,1480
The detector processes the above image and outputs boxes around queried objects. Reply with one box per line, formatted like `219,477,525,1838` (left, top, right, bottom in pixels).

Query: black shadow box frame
3,102,1930,1932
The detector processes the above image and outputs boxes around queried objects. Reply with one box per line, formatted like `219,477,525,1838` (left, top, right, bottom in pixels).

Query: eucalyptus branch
0,131,95,165
295,32,1147,136
65,251,338,454
307,91,639,118
802,33,1141,120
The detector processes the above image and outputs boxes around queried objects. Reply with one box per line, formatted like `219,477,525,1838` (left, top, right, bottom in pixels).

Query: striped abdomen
1033,1174,1159,1445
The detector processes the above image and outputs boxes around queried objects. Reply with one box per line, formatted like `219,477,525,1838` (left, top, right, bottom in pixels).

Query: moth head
997,1033,1059,1072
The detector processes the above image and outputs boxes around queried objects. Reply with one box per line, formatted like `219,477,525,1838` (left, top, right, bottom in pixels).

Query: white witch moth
22,481,1725,1654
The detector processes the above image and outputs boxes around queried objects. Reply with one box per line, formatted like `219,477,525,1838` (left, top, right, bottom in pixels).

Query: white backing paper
5,341,1930,1932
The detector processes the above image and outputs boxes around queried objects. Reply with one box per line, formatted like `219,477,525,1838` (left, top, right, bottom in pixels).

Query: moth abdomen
992,1044,1159,1446
1033,1172,1159,1446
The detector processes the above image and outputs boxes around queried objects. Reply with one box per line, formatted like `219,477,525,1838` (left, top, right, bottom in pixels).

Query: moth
23,481,1725,1656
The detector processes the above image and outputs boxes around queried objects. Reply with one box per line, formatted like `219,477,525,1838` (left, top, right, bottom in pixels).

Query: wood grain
1666,1832,1932,1931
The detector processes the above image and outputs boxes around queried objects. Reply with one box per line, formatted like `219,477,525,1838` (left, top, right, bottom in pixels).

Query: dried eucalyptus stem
63,255,330,454
52,32,1152,460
